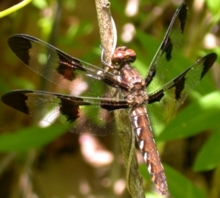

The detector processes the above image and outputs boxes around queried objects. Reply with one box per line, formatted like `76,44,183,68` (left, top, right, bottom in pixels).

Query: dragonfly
1,3,217,195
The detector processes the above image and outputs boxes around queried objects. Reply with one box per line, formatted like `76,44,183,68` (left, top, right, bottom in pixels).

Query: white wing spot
97,70,103,76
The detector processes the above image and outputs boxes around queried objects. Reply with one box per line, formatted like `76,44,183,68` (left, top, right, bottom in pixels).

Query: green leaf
193,130,220,171
140,164,207,197
206,0,220,16
165,164,207,198
158,92,220,141
32,0,48,9
0,126,66,152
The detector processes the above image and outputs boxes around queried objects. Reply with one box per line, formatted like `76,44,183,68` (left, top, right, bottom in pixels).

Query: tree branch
95,0,116,64
95,1,145,197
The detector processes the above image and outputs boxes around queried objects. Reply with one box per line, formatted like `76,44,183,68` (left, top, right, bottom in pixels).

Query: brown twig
94,1,145,197
95,0,116,64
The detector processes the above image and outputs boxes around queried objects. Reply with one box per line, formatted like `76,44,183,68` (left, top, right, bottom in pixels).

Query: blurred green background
0,0,219,197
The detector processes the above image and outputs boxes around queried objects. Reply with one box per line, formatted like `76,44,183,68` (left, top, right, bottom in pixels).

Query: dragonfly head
112,46,136,67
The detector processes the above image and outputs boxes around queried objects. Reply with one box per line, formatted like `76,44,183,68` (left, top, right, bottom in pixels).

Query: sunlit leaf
32,0,48,9
158,92,220,141
206,0,220,17
193,130,220,171
0,126,66,152
140,164,207,197
165,164,207,198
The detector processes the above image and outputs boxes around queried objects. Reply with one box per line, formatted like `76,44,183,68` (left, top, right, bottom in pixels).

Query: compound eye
125,48,136,63
112,46,136,65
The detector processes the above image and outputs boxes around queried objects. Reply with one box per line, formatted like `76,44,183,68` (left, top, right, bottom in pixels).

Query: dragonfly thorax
124,89,148,106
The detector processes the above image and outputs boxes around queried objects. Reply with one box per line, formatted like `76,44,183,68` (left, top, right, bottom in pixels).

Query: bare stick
95,1,145,197
95,0,116,64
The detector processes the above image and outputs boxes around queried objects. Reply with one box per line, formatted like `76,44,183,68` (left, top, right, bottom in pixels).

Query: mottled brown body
114,47,168,194
2,2,217,196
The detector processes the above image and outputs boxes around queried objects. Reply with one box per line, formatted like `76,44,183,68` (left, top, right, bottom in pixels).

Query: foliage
0,0,219,197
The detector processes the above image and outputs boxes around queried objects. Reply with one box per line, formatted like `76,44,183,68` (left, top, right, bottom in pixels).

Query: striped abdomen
130,106,168,194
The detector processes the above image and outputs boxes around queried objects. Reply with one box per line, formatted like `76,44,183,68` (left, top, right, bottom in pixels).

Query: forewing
147,53,217,123
145,3,187,92
7,34,121,97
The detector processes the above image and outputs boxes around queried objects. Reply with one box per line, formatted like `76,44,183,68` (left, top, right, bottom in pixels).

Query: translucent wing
8,34,129,97
148,53,217,123
1,90,129,135
145,3,187,92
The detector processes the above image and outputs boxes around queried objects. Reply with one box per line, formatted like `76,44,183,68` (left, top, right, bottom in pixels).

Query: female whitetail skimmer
1,3,217,195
